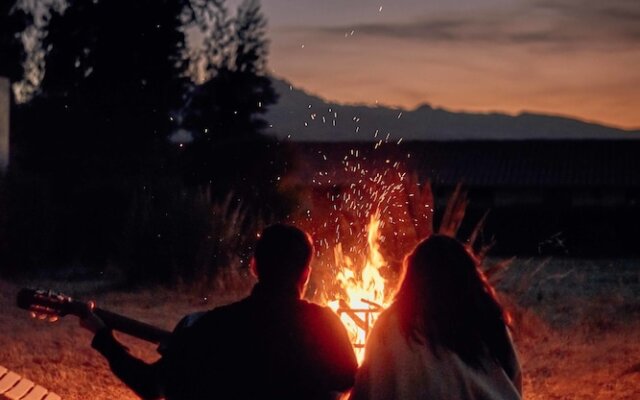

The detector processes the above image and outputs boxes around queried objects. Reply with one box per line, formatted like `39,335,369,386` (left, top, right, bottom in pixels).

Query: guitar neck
93,307,171,345
17,287,172,345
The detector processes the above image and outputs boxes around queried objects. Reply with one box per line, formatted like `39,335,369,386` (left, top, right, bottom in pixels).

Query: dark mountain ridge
264,77,640,142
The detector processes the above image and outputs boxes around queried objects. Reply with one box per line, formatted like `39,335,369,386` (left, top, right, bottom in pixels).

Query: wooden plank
0,367,59,400
4,378,34,400
20,386,49,400
0,372,21,394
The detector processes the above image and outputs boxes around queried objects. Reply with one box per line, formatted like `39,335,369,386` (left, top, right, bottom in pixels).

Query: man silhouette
82,224,357,399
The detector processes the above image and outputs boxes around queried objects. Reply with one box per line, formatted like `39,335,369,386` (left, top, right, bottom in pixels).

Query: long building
291,140,640,256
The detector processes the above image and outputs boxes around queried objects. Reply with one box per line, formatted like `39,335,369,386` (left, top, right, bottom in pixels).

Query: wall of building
0,76,9,173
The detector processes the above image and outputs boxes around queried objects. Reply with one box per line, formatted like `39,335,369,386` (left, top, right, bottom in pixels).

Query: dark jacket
92,283,358,400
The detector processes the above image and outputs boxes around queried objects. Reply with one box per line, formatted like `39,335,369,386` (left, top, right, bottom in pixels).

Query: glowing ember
327,211,393,362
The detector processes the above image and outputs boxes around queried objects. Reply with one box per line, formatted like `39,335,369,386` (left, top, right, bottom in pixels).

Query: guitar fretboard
0,365,60,400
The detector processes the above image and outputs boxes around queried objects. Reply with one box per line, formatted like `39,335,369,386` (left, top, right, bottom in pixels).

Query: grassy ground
1,258,639,399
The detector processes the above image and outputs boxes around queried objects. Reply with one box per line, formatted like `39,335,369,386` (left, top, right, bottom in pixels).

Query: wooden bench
0,365,60,400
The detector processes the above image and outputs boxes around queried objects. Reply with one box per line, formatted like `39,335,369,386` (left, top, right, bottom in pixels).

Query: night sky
229,0,640,129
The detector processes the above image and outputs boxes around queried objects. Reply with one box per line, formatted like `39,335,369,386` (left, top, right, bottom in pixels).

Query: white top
350,305,522,400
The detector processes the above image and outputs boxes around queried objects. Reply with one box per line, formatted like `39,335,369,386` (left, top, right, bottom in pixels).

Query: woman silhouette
350,235,522,400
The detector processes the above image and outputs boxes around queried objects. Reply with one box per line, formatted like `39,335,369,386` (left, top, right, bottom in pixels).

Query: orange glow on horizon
270,32,640,131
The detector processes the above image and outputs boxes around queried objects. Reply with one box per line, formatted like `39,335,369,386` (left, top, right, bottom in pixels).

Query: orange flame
327,211,392,363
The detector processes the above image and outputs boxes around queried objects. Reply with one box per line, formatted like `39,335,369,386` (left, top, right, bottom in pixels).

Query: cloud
533,0,640,42
301,0,640,51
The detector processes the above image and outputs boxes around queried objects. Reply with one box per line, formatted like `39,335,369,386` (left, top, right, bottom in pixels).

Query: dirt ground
1,258,639,399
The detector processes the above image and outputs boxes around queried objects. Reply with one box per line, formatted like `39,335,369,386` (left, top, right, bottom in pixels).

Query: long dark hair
394,234,513,371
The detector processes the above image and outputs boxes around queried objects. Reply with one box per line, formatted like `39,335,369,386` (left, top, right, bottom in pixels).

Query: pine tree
17,0,191,174
233,0,268,75
9,0,194,269
0,2,29,83
179,0,291,219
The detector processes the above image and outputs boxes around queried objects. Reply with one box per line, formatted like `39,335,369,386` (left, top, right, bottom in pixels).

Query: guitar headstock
17,288,92,322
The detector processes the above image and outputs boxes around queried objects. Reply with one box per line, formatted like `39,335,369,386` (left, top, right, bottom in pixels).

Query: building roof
291,140,640,188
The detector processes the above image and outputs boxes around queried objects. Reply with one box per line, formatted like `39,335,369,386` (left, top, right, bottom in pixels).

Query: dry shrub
498,292,551,341
121,184,263,289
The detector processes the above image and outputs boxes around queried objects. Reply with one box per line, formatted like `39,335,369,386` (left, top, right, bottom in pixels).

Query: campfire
326,212,393,362
297,145,429,362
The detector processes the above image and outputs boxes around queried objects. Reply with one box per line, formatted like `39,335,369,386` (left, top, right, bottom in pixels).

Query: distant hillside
264,77,640,142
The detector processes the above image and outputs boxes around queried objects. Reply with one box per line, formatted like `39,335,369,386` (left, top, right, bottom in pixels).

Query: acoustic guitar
16,288,171,345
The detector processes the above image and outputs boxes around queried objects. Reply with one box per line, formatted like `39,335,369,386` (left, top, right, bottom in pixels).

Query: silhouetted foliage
15,0,190,174
6,0,192,272
2,0,296,284
181,0,291,219
121,184,262,287
120,178,212,285
0,3,29,83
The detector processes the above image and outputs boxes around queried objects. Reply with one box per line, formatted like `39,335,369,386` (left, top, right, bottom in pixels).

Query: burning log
335,298,385,348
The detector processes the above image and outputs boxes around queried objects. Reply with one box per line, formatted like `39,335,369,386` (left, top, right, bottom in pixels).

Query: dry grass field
1,258,639,399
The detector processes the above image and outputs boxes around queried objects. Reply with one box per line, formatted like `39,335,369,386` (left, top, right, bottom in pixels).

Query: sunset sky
230,0,640,129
